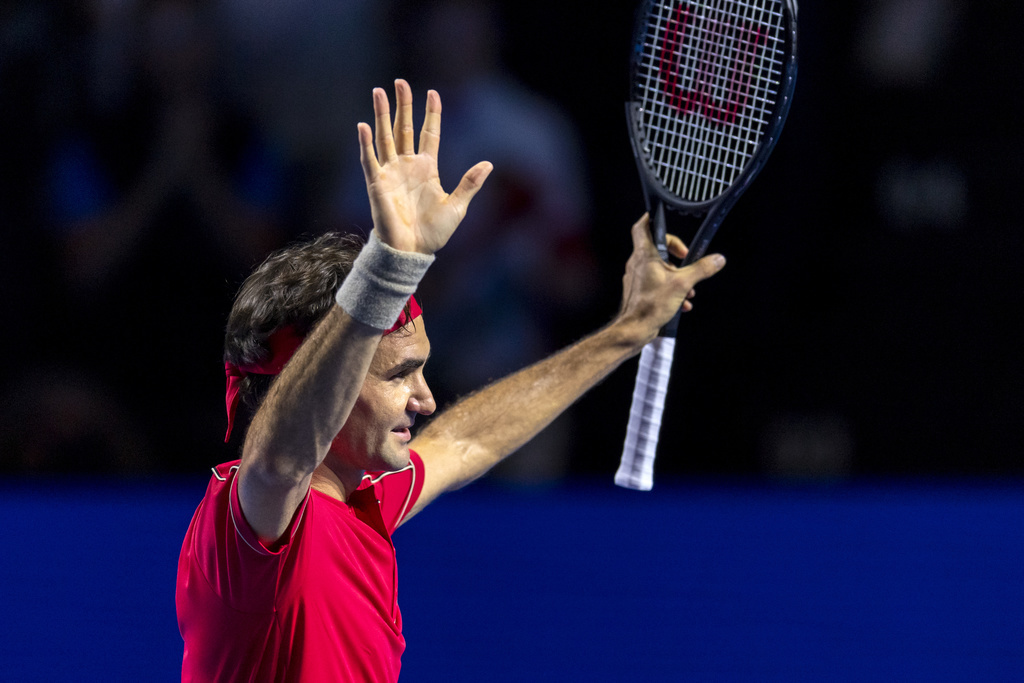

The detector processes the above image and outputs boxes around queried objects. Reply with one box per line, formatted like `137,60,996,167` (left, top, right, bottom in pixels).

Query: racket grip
615,336,676,491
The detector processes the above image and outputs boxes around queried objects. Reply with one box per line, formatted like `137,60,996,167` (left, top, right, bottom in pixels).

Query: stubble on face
327,321,432,477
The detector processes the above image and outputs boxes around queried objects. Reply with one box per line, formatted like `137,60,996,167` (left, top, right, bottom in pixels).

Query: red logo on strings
658,4,765,124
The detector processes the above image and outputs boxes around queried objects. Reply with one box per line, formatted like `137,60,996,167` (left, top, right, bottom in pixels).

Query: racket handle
615,336,677,491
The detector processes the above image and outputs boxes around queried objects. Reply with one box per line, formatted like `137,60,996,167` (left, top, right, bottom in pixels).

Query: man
176,80,726,681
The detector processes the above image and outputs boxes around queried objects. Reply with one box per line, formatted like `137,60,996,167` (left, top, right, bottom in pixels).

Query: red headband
223,296,421,442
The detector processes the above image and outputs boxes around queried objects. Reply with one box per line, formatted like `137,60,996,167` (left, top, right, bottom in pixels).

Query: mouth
391,413,417,442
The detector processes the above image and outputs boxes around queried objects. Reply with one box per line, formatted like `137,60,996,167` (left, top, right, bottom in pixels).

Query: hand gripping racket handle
615,335,676,490
615,201,680,491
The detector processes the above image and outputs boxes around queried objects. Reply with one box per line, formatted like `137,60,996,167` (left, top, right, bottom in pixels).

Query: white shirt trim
362,462,417,527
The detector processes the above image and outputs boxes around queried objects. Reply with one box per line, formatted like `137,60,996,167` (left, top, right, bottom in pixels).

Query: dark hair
224,232,366,415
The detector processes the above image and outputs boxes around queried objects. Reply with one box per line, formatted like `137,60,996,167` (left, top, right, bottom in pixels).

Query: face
329,317,436,474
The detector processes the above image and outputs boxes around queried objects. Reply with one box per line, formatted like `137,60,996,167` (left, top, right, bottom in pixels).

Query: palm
358,81,491,255
366,156,461,255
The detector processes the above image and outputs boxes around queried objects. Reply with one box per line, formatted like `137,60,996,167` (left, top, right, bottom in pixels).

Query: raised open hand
357,79,492,255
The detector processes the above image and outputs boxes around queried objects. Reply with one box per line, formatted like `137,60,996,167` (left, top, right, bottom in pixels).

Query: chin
378,444,411,472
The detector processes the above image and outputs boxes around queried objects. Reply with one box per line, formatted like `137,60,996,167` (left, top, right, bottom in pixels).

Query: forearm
404,215,725,522
241,306,380,482
413,320,645,490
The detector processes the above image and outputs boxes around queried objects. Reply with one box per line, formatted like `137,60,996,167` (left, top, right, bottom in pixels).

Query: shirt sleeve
374,450,425,533
228,464,310,556
183,461,310,613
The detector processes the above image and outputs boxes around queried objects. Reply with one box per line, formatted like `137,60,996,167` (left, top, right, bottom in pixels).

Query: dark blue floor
3,475,1023,681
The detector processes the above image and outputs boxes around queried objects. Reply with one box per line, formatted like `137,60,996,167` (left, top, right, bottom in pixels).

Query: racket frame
616,0,798,491
627,0,799,269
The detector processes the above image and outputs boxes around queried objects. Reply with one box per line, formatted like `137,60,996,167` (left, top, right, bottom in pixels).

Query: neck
310,459,364,503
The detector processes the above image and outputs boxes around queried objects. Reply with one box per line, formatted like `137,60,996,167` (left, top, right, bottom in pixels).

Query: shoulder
188,459,303,559
178,459,304,612
189,460,241,512
211,460,243,483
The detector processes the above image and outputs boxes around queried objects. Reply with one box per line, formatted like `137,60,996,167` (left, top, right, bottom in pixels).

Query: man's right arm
237,308,381,546
233,79,491,546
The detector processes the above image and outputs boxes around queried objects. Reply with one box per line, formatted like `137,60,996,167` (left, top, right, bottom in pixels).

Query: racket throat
652,201,669,262
682,209,725,266
648,201,682,338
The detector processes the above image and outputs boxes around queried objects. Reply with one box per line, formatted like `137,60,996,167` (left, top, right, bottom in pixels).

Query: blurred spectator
49,0,285,290
338,0,596,483
0,4,79,375
31,0,291,472
216,0,398,232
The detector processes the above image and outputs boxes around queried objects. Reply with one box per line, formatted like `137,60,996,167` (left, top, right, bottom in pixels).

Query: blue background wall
3,476,1022,681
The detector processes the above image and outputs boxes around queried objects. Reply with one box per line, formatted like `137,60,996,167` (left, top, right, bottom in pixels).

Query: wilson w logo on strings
658,4,766,125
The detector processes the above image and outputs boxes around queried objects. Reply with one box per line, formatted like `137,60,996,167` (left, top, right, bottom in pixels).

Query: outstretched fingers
373,87,397,163
393,79,415,155
419,89,442,158
357,122,381,182
357,79,494,254
447,161,494,219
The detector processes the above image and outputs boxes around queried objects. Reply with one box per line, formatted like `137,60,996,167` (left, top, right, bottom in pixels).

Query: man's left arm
405,214,726,522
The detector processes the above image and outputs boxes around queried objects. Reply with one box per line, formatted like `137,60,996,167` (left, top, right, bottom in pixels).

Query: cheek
357,383,407,430
335,395,378,446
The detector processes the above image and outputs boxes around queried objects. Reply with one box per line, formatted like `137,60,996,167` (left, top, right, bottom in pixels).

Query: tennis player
175,79,726,681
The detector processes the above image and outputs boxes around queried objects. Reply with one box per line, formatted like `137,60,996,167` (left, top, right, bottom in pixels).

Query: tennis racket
615,0,798,490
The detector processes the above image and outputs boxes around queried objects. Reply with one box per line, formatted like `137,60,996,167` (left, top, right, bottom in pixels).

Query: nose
408,378,436,416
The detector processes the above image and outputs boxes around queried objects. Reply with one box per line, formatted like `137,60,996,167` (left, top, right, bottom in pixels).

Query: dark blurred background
3,2,1023,681
1,0,1021,480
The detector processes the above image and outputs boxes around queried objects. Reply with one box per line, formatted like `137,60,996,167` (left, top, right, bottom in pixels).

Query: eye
387,358,427,382
389,366,420,382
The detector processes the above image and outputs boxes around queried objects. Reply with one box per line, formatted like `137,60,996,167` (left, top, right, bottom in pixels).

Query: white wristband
334,231,434,329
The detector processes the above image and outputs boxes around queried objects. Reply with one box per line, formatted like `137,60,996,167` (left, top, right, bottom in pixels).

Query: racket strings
634,0,786,203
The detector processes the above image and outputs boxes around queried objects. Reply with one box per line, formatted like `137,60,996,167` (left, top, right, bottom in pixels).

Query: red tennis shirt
175,451,425,682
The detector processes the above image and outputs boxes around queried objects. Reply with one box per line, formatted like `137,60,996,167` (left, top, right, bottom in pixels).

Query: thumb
448,161,493,218
678,253,726,290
